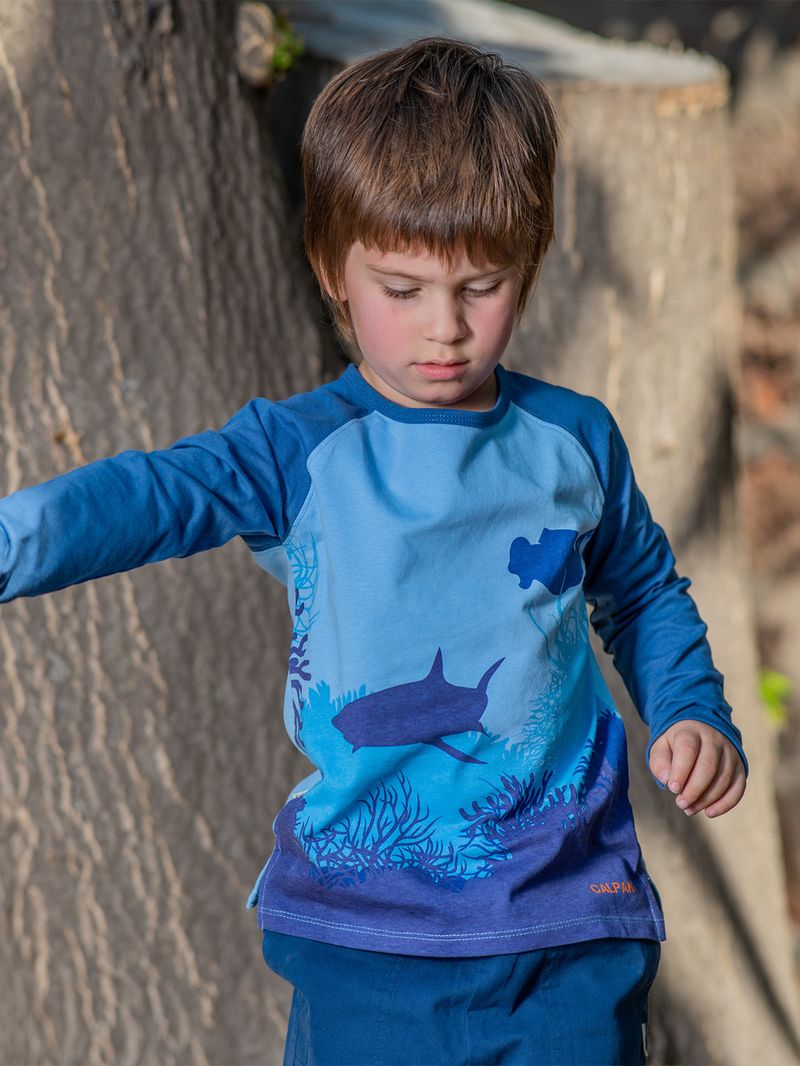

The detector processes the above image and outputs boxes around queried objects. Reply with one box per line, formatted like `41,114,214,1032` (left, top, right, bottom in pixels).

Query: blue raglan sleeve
581,401,749,781
0,398,292,603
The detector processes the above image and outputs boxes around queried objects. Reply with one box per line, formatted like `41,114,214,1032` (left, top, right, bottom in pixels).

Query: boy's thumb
648,734,673,790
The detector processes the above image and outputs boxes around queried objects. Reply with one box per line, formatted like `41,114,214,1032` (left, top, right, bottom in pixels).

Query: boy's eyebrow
366,264,511,282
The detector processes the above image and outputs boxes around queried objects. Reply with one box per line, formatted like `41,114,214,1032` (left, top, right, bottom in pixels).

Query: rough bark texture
0,1,334,1063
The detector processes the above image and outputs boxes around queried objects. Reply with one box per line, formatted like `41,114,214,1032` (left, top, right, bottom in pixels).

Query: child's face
332,240,522,411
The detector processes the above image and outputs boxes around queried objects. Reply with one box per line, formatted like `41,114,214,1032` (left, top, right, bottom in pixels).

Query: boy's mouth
415,361,467,379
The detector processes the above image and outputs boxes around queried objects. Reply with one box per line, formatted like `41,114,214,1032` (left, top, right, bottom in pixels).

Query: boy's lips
415,361,467,379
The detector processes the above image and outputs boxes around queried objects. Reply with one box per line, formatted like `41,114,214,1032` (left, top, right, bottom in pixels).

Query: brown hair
301,35,561,354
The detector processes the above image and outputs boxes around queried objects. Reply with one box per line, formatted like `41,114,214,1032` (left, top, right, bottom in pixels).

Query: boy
1,35,747,1066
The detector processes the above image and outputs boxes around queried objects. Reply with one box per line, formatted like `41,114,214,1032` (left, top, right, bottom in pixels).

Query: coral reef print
278,685,623,890
284,534,320,752
458,706,624,877
295,772,472,889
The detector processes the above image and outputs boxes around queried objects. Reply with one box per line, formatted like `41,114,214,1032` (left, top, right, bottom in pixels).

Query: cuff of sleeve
0,519,11,601
646,704,749,783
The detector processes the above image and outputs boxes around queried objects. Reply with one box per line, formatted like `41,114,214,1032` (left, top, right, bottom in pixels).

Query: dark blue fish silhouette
508,528,592,594
331,648,504,765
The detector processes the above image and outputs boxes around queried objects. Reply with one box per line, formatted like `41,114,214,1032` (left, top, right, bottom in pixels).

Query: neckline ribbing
342,362,511,426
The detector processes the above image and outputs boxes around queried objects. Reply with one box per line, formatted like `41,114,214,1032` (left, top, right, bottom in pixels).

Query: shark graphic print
331,648,504,764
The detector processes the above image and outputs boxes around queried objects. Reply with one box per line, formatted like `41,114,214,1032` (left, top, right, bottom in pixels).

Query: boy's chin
356,358,498,412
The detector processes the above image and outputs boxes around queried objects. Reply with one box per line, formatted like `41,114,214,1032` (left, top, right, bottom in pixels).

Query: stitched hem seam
259,908,664,941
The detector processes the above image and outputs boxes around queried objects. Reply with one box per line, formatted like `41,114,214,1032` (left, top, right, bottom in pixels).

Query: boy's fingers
648,736,673,787
674,736,722,809
702,763,747,818
679,747,735,815
664,727,701,795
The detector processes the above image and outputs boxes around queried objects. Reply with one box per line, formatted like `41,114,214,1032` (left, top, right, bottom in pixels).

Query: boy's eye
381,283,501,301
381,286,417,300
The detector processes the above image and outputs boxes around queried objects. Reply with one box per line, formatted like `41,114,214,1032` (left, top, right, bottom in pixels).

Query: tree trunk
0,1,333,1063
280,2,800,1064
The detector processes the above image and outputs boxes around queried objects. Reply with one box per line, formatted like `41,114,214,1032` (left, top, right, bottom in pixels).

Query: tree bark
0,1,333,1062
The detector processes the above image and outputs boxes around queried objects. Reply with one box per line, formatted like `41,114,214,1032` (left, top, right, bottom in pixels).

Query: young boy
1,35,747,1066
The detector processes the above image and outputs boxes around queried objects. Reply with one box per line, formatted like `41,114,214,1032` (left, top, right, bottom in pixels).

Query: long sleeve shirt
0,361,748,956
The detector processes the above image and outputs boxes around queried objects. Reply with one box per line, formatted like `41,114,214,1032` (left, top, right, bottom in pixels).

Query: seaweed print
458,706,622,875
507,528,590,766
518,595,586,766
285,534,320,752
297,771,471,889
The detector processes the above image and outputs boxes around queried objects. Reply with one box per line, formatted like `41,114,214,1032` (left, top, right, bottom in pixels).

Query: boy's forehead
350,240,512,279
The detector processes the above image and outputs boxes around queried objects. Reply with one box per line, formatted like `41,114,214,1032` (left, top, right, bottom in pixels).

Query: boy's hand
648,720,747,818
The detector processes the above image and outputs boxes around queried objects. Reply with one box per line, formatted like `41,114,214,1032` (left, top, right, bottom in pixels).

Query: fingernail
669,781,680,793
658,772,669,785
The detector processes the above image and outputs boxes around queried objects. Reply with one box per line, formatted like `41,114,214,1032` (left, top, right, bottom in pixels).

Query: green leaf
758,666,793,726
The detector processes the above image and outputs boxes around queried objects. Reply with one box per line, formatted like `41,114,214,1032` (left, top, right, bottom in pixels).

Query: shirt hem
257,907,666,958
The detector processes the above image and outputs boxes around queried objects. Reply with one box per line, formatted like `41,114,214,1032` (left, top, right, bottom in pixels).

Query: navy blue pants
262,929,661,1065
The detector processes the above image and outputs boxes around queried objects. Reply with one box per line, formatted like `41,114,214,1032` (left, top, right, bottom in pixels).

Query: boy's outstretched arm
581,401,748,816
0,398,290,603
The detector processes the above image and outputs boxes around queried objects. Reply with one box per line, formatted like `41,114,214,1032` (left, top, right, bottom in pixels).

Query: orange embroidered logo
589,881,637,894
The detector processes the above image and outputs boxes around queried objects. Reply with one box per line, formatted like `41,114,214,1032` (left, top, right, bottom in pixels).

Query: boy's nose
424,297,468,344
